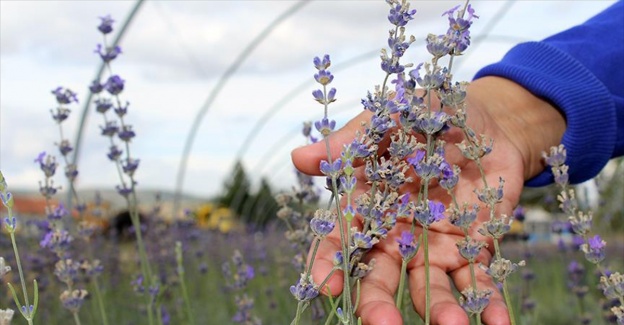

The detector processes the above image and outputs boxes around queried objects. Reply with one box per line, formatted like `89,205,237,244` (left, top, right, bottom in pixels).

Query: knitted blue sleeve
473,1,624,186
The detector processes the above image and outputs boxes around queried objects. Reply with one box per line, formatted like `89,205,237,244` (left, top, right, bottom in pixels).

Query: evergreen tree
217,161,251,216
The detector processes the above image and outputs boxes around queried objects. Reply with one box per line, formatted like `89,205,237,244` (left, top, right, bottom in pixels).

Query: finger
357,250,403,325
449,265,511,325
292,110,373,175
309,215,364,297
409,266,470,325
309,231,345,296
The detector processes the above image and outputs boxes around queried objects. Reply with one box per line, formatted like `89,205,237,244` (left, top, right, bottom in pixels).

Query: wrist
469,76,566,180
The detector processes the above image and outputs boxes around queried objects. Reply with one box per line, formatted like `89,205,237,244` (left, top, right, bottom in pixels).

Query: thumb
291,110,373,176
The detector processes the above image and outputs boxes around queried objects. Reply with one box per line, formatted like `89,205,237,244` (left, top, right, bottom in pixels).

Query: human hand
291,76,565,325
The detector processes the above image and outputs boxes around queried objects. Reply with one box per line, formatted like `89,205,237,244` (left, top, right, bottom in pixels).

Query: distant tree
216,161,251,216
243,177,278,227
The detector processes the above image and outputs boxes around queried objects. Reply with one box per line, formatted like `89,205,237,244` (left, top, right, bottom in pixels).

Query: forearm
473,1,623,186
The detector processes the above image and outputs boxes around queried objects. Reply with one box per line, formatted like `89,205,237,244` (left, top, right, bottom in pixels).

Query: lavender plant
45,84,111,325
545,145,624,324
35,151,90,325
287,1,532,324
222,250,261,325
89,15,160,324
0,171,39,325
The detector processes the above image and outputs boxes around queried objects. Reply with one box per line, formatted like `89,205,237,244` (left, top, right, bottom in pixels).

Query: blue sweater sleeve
474,1,624,186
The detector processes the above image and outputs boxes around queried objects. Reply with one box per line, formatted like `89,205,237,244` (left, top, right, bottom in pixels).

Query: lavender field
1,1,623,325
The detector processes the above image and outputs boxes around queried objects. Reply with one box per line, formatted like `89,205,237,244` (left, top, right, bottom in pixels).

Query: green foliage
216,162,279,227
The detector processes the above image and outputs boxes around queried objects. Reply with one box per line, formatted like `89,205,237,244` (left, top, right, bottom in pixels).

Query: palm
293,102,525,324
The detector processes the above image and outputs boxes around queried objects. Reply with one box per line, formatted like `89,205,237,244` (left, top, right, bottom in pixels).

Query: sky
0,0,617,202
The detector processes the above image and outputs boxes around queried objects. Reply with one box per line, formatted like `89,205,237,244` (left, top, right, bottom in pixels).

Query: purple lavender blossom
97,15,114,34
34,152,58,177
95,98,113,114
439,162,459,190
426,34,451,58
51,87,78,104
407,150,435,180
290,278,319,302
448,204,479,231
100,121,119,137
104,75,125,95
118,125,136,142
582,235,606,264
310,209,335,238
95,44,122,63
314,70,334,86
418,111,449,135
58,139,73,156
352,231,376,250
456,237,486,262
444,4,478,54
314,117,336,137
3,215,16,232
544,144,567,167
51,107,71,123
333,251,343,267
313,54,331,70
413,200,445,228
60,289,88,313
512,205,526,222
459,287,492,315
319,158,342,177
114,101,129,117
107,145,123,161
89,80,104,94
122,158,140,177
396,231,418,260
387,1,416,27
115,184,133,198
48,203,68,220
40,229,73,256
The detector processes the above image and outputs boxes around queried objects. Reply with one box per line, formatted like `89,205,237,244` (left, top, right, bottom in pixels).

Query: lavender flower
396,231,418,260
314,118,336,137
387,0,417,27
47,203,68,220
319,158,342,177
600,272,624,301
478,214,513,239
483,258,525,283
60,289,89,313
54,259,81,286
104,75,125,95
449,204,479,232
290,275,319,302
313,54,330,70
456,237,487,263
310,209,336,238
580,235,606,264
459,287,492,315
95,44,122,62
34,152,58,178
97,15,114,34
51,87,78,104
413,200,445,228
118,125,136,142
95,98,113,113
89,80,104,94
314,70,333,86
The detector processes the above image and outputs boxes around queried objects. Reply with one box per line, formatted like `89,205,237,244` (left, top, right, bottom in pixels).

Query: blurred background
0,0,618,212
